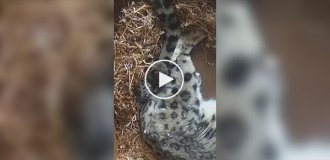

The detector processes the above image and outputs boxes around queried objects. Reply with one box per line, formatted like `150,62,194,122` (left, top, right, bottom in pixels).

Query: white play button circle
144,60,184,100
158,72,174,88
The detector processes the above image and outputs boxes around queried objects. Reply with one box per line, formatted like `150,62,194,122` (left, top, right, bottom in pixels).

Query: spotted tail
149,0,182,59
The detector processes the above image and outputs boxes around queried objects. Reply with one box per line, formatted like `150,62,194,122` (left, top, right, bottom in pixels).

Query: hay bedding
114,0,215,159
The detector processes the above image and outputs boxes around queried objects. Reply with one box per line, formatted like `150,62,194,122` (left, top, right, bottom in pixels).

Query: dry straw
114,0,215,159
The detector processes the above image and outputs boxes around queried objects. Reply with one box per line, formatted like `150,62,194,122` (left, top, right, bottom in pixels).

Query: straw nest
114,0,215,159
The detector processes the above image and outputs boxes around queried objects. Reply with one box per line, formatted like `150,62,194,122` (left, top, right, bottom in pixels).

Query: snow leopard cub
137,0,216,159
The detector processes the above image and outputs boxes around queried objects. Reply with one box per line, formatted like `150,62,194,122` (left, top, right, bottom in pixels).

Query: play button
144,60,184,99
159,72,174,88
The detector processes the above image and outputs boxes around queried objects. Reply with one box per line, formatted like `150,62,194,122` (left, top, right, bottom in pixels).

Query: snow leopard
136,0,216,159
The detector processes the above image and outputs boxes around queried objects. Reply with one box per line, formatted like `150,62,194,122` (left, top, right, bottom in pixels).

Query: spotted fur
137,0,216,159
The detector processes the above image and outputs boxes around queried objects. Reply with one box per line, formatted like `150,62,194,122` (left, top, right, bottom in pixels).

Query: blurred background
216,0,330,159
251,0,330,141
0,0,114,159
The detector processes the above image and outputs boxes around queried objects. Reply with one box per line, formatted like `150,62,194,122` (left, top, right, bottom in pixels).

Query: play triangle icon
159,72,174,88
